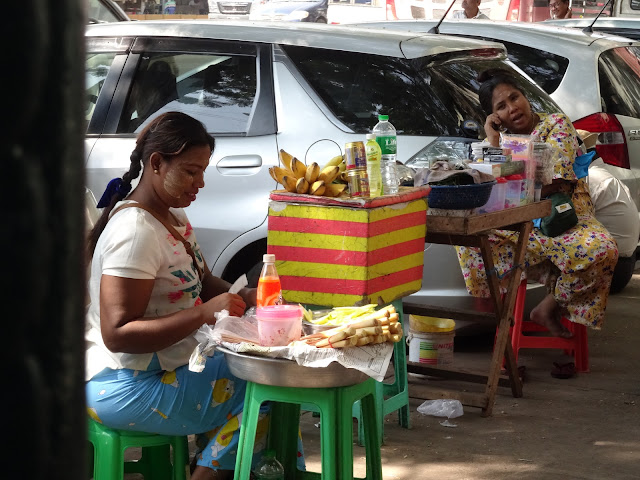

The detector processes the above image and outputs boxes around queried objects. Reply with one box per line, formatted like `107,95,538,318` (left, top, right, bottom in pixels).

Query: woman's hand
201,292,246,324
484,113,502,147
239,287,257,308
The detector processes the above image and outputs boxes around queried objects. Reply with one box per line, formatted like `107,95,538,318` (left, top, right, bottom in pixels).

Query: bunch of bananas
269,149,348,197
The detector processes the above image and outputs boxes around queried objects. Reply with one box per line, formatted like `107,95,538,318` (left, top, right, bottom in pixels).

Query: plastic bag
417,399,464,427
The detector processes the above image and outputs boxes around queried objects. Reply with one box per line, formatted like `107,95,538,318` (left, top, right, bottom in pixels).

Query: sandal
551,361,576,379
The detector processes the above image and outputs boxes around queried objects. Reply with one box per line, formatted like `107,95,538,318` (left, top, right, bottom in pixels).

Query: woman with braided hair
85,112,300,479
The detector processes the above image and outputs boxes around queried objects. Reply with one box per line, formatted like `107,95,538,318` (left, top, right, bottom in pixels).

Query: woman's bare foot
530,294,573,338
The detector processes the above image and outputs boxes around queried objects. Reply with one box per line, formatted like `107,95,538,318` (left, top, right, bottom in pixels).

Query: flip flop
551,361,576,379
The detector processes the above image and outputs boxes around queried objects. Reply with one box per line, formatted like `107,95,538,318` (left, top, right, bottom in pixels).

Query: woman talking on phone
456,69,618,338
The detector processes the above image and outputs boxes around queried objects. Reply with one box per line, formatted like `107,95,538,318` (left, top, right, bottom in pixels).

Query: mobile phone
491,121,502,132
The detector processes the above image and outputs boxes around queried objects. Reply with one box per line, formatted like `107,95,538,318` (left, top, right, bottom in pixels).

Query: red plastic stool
501,279,589,372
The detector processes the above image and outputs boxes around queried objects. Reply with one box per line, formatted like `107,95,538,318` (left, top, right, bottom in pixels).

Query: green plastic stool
234,378,383,480
305,299,411,446
87,418,189,480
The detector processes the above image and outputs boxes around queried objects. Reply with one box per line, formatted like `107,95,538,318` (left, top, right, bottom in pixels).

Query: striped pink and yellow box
267,197,427,307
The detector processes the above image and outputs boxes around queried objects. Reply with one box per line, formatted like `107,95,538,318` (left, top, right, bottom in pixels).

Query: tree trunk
3,1,87,479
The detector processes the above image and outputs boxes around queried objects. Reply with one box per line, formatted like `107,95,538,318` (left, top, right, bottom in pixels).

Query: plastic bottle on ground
372,114,399,195
365,133,383,197
257,254,282,307
253,450,285,480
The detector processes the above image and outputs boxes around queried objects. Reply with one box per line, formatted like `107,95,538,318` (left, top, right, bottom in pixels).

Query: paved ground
299,269,640,479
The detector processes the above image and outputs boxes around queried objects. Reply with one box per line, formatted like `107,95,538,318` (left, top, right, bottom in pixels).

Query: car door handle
216,155,263,174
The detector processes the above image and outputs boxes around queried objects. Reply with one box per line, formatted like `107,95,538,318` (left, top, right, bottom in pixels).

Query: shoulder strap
111,203,204,280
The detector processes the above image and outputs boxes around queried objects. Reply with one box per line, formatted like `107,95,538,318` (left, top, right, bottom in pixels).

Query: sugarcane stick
389,333,402,343
318,336,358,349
356,336,373,346
314,328,355,348
354,326,382,337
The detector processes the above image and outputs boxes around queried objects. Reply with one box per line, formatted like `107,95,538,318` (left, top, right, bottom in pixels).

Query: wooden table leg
478,221,531,416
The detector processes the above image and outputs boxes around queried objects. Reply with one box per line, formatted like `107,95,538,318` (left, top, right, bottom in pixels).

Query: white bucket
407,330,455,366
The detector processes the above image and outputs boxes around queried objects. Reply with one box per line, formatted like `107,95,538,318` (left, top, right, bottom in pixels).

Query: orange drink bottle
257,254,282,307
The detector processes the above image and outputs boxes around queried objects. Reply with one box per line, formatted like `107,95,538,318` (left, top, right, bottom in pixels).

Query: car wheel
316,17,327,23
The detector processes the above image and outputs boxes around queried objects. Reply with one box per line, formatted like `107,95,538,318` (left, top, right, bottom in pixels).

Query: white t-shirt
452,10,489,19
85,201,206,381
588,158,640,257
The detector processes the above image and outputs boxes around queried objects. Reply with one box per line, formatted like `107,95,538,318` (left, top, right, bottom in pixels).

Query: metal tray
218,346,368,388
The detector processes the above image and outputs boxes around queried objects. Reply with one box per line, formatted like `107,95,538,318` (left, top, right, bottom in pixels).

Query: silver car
354,20,640,214
85,20,563,327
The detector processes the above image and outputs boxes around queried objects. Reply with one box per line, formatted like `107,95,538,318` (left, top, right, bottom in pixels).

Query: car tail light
572,113,630,169
386,0,398,20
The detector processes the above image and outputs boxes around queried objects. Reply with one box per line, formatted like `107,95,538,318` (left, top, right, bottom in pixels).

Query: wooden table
403,201,551,417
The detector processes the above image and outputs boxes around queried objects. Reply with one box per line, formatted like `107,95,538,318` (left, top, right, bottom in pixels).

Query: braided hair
87,112,215,257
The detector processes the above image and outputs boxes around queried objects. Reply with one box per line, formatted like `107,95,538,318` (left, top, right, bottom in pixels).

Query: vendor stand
403,200,552,417
267,186,430,438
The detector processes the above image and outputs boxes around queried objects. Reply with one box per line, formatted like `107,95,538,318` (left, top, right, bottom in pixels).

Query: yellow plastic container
409,315,455,333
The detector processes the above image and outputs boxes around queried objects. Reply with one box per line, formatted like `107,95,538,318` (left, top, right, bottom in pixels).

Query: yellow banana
323,154,344,169
290,157,307,179
310,180,326,196
318,165,340,184
268,167,278,182
281,175,298,193
305,162,320,184
324,183,347,197
272,166,294,184
296,177,310,194
279,149,294,170
338,162,346,173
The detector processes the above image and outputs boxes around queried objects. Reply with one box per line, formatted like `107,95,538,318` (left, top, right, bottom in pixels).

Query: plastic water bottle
365,134,383,197
372,114,399,195
257,254,282,307
253,450,285,480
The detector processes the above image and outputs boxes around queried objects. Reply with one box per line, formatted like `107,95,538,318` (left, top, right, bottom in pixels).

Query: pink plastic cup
256,305,303,347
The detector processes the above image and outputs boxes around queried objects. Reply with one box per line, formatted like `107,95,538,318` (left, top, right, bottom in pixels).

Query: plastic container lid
409,315,456,333
366,133,376,140
263,253,275,263
378,114,389,121
506,174,523,180
495,177,508,183
256,304,303,320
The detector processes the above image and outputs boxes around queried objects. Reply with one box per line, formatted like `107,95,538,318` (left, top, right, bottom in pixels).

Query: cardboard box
469,161,524,178
267,197,427,307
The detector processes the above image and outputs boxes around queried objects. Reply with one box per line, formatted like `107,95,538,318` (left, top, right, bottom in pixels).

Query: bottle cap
378,114,389,121
263,253,275,263
366,133,376,140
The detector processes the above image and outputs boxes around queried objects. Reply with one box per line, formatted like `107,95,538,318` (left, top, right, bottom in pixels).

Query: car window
117,52,258,134
476,38,569,95
282,45,559,138
87,0,128,23
598,46,640,118
86,52,118,123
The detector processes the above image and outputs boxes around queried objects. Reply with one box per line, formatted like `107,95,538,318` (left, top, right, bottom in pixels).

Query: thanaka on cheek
164,168,193,199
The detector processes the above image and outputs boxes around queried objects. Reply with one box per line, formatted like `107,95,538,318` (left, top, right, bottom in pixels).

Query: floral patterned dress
456,113,618,329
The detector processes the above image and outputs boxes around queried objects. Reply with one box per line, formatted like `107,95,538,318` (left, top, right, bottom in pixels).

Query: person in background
577,130,640,294
452,0,490,19
163,0,176,14
84,112,292,480
548,0,572,19
456,69,618,338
